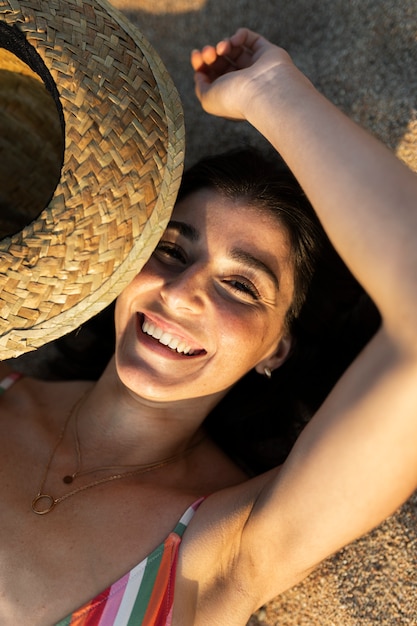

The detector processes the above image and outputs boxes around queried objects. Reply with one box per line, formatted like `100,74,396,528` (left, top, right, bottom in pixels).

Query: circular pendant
63,475,74,484
31,494,56,515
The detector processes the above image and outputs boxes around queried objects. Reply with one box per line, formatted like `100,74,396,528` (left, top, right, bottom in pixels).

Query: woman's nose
160,266,207,313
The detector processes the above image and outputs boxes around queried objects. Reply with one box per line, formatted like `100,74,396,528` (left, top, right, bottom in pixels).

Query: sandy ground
109,0,417,173
105,2,417,624
9,0,417,623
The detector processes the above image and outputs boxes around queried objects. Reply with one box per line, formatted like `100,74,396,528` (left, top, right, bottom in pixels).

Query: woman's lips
139,313,206,357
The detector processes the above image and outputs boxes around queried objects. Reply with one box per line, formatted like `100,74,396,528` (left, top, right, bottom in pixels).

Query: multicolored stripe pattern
55,498,204,626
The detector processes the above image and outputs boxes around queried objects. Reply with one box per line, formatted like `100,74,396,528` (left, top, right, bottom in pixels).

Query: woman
1,28,416,626
4,146,320,625
1,147,318,625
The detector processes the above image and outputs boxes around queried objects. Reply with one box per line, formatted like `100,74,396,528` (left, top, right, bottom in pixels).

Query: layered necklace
32,392,203,515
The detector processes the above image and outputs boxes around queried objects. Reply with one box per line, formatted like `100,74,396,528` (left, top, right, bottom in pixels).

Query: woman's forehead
173,188,288,230
171,188,294,277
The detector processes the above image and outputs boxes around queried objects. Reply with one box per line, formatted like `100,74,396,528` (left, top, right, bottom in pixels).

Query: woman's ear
255,334,293,377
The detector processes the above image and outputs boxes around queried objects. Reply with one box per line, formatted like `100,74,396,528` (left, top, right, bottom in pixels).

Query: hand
191,27,294,121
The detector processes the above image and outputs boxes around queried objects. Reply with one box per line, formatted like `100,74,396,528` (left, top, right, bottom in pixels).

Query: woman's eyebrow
231,248,280,290
166,220,199,241
165,222,280,290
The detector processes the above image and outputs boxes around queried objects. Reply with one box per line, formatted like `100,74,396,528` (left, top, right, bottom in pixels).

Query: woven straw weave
0,0,185,358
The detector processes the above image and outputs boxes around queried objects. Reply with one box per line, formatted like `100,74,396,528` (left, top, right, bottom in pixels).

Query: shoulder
0,363,91,415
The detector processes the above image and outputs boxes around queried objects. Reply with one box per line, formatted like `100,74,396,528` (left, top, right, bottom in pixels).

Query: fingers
190,27,269,114
193,70,210,103
228,27,261,50
190,48,204,72
190,44,238,86
216,28,262,61
190,45,217,72
191,27,260,73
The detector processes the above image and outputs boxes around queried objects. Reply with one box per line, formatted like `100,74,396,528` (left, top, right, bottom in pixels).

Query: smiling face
114,188,295,403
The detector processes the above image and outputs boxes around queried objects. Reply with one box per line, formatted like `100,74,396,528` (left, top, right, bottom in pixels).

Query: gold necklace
31,392,204,516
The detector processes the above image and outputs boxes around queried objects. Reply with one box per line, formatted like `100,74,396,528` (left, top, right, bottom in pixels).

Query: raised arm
191,29,417,601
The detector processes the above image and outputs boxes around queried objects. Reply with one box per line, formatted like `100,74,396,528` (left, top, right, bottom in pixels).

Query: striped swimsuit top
0,373,203,626
56,497,204,626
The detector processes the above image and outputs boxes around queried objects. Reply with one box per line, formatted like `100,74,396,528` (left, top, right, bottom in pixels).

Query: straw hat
0,0,185,359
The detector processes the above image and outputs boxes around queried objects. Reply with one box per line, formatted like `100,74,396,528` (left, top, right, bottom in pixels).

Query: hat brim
0,0,184,358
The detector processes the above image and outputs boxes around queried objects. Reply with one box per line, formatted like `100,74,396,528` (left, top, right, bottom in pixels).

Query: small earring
264,367,272,379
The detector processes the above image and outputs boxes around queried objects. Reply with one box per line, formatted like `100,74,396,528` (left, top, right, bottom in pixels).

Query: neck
73,365,210,468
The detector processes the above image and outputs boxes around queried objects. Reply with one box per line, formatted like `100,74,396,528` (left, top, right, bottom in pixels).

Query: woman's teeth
142,319,195,355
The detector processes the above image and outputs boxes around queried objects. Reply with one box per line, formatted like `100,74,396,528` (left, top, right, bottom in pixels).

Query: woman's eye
224,277,260,301
154,242,187,264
